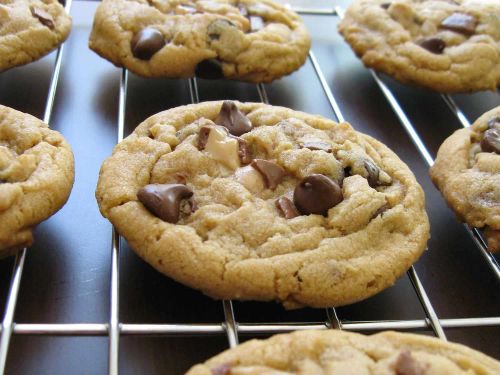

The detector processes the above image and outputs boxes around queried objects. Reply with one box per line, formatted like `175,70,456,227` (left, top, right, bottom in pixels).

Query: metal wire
0,1,73,372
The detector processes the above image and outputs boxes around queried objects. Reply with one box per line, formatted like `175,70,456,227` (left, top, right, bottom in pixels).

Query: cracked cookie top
0,0,72,72
338,0,500,93
96,101,429,308
186,330,500,374
0,105,74,257
430,106,500,252
88,0,311,82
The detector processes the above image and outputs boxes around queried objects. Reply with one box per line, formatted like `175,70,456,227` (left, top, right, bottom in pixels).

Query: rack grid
0,2,499,374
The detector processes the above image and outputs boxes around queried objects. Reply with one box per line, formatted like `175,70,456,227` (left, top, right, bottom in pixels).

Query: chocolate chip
301,141,333,153
381,2,391,9
198,126,213,150
395,350,426,375
31,7,55,29
371,204,389,220
440,12,477,35
137,184,194,223
250,15,264,32
487,116,500,130
215,101,253,136
131,28,166,60
251,159,286,189
293,174,343,216
208,19,236,41
418,38,446,54
211,363,231,375
275,197,300,219
234,137,252,164
195,59,224,79
481,128,500,154
364,160,380,187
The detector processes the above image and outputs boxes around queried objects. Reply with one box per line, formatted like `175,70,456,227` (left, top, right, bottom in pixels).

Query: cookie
96,101,429,308
88,0,311,83
338,0,500,93
0,0,72,72
0,105,74,257
430,106,500,252
185,330,500,374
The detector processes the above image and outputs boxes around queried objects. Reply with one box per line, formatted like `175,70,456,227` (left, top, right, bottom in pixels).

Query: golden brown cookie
0,0,72,72
0,105,74,257
88,0,311,82
430,106,500,252
186,330,500,374
338,0,500,93
96,101,429,308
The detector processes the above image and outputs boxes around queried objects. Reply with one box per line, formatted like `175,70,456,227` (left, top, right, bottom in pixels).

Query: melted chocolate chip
251,159,286,189
301,141,333,153
131,28,166,60
211,363,231,375
294,174,343,216
137,184,194,223
215,101,253,136
487,116,500,130
440,12,477,35
371,204,389,220
250,15,264,32
364,160,380,187
234,137,252,164
198,126,212,150
481,128,500,154
31,7,55,29
418,38,446,54
395,350,426,375
208,19,236,41
195,59,224,79
275,197,300,219
381,2,391,9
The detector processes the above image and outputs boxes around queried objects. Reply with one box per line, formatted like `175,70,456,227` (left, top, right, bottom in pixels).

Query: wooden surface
0,1,498,374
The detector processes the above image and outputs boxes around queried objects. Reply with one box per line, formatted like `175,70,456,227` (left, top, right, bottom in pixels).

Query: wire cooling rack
0,1,499,374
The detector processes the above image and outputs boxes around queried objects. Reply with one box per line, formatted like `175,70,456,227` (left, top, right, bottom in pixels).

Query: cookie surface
338,0,500,93
430,106,500,252
0,0,72,72
0,105,74,257
185,330,500,374
96,101,429,308
88,0,310,82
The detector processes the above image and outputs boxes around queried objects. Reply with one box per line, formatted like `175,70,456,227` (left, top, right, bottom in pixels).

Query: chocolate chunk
481,128,500,154
364,160,380,187
301,141,333,153
215,101,253,136
234,137,252,164
275,197,300,219
395,350,426,375
137,184,194,223
250,15,264,32
195,59,224,79
487,116,500,130
211,363,231,375
293,174,343,216
418,38,446,54
381,2,391,9
440,12,477,35
31,7,55,29
131,28,166,60
198,126,213,150
251,159,286,189
208,19,236,41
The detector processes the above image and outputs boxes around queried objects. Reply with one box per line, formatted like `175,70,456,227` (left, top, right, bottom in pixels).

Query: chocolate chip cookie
338,0,500,93
186,330,500,374
96,101,429,308
88,0,311,82
0,0,72,72
0,105,74,257
430,106,500,252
